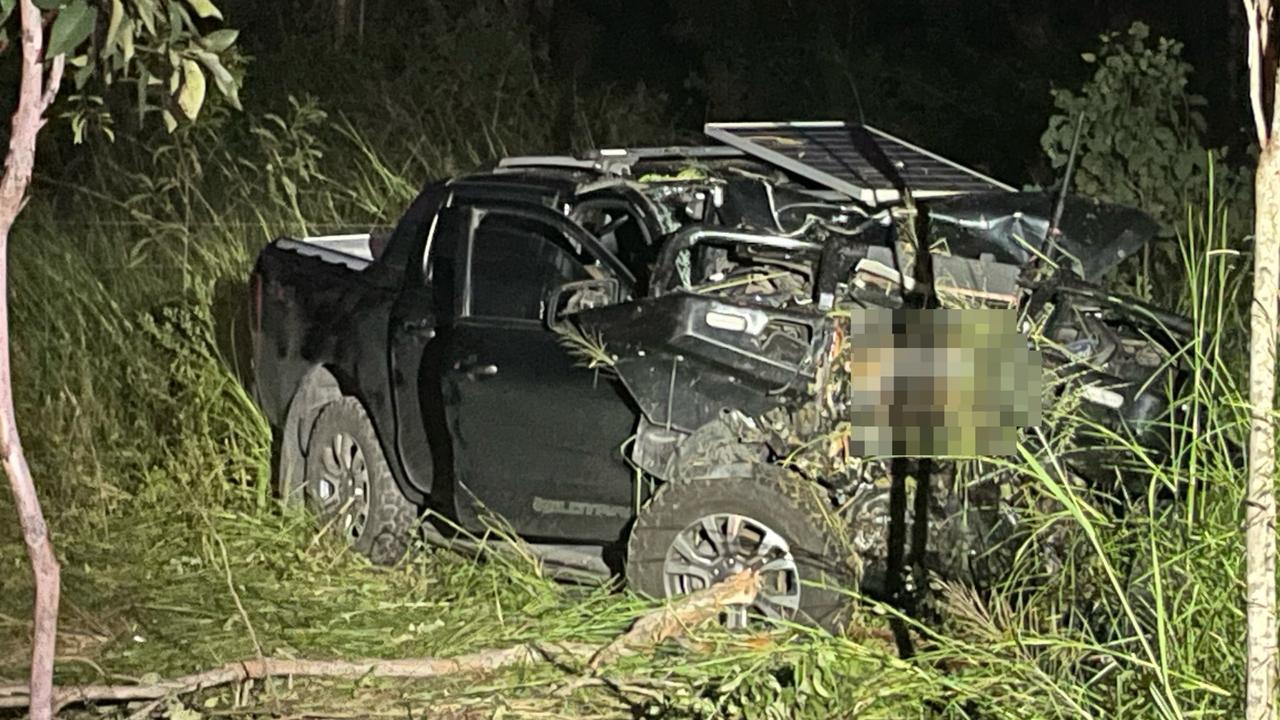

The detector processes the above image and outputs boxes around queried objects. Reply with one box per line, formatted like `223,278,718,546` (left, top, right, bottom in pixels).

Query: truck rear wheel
625,465,859,633
303,397,419,565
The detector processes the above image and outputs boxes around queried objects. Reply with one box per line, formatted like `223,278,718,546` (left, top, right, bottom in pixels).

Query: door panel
440,319,638,542
393,202,639,543
389,207,467,497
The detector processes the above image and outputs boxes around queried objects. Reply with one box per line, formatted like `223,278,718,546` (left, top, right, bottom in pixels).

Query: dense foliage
1041,22,1253,309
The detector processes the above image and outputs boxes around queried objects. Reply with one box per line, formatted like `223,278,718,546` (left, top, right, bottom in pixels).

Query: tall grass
897,181,1253,718
0,70,1263,717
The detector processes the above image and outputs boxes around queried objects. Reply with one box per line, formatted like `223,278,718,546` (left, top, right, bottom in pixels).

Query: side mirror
544,278,620,330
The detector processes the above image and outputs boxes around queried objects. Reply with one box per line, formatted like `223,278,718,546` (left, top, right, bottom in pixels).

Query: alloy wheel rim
662,513,801,628
312,431,371,541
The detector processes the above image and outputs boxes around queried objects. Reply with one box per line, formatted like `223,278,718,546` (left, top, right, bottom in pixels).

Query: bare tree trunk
356,0,365,50
0,4,65,720
334,0,350,49
1247,138,1280,720
1243,3,1280,715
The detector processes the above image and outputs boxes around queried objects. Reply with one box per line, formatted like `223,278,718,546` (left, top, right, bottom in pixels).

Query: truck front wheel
625,466,859,633
302,397,419,565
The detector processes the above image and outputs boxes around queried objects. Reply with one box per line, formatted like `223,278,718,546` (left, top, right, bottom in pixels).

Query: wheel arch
276,364,426,508
276,366,346,506
659,413,769,484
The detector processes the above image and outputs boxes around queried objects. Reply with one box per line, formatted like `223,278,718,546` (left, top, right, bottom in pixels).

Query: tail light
249,271,263,347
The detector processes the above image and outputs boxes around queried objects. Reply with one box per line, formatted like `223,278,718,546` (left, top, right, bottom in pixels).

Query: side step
420,521,614,584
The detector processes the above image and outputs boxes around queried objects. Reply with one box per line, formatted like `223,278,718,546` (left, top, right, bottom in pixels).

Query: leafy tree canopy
1041,22,1249,230
10,0,243,140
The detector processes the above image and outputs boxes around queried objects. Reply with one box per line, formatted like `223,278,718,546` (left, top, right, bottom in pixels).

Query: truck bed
275,233,375,271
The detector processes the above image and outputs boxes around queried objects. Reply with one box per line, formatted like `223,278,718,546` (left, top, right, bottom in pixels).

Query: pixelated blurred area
831,308,1042,456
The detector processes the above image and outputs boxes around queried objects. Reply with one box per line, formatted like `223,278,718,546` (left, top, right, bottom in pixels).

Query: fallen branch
589,568,761,669
0,570,760,714
0,644,597,712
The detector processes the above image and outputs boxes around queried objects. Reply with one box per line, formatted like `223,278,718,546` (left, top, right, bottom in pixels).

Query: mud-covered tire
303,397,418,565
662,416,763,482
626,464,859,633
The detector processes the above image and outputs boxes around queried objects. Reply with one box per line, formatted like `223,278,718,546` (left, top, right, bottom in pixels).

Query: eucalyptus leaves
11,0,242,140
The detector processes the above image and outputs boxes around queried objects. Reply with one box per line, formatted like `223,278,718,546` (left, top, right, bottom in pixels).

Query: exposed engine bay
568,143,1193,596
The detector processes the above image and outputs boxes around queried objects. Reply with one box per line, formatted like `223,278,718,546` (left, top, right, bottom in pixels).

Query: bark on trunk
356,0,365,50
1,3,65,720
334,0,350,49
1243,4,1279,714
1247,141,1280,720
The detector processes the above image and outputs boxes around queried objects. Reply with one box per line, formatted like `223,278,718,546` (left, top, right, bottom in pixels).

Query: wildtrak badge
532,496,632,519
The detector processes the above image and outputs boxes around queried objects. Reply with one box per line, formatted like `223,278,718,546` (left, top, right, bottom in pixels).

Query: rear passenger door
428,205,639,542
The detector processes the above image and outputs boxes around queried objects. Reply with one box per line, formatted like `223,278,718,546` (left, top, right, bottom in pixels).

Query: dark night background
197,0,1245,186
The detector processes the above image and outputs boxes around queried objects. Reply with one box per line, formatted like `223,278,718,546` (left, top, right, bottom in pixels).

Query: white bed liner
276,233,374,271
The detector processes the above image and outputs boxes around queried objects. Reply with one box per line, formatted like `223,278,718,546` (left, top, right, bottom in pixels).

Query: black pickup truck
249,122,1192,629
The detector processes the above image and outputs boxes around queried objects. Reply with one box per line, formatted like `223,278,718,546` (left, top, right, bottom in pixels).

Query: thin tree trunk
356,0,365,50
1247,139,1280,720
1242,3,1279,715
0,3,65,720
334,0,350,49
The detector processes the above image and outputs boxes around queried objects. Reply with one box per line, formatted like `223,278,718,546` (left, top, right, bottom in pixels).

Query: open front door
394,203,639,543
389,206,467,500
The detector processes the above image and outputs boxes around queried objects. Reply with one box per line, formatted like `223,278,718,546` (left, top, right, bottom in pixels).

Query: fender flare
275,366,344,507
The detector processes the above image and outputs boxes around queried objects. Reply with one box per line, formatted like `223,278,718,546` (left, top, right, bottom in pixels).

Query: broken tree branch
0,570,761,714
39,54,64,117
589,568,761,670
0,645,597,713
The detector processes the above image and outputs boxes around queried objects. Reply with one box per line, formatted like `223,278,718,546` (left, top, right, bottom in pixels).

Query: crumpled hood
923,192,1163,280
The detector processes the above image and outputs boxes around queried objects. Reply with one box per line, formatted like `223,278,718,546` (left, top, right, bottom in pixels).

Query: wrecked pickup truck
248,121,1193,630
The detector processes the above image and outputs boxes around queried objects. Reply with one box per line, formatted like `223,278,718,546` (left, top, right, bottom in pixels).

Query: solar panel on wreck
704,121,1015,205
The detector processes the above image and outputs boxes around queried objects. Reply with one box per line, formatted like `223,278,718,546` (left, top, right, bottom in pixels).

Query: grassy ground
0,95,1264,718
